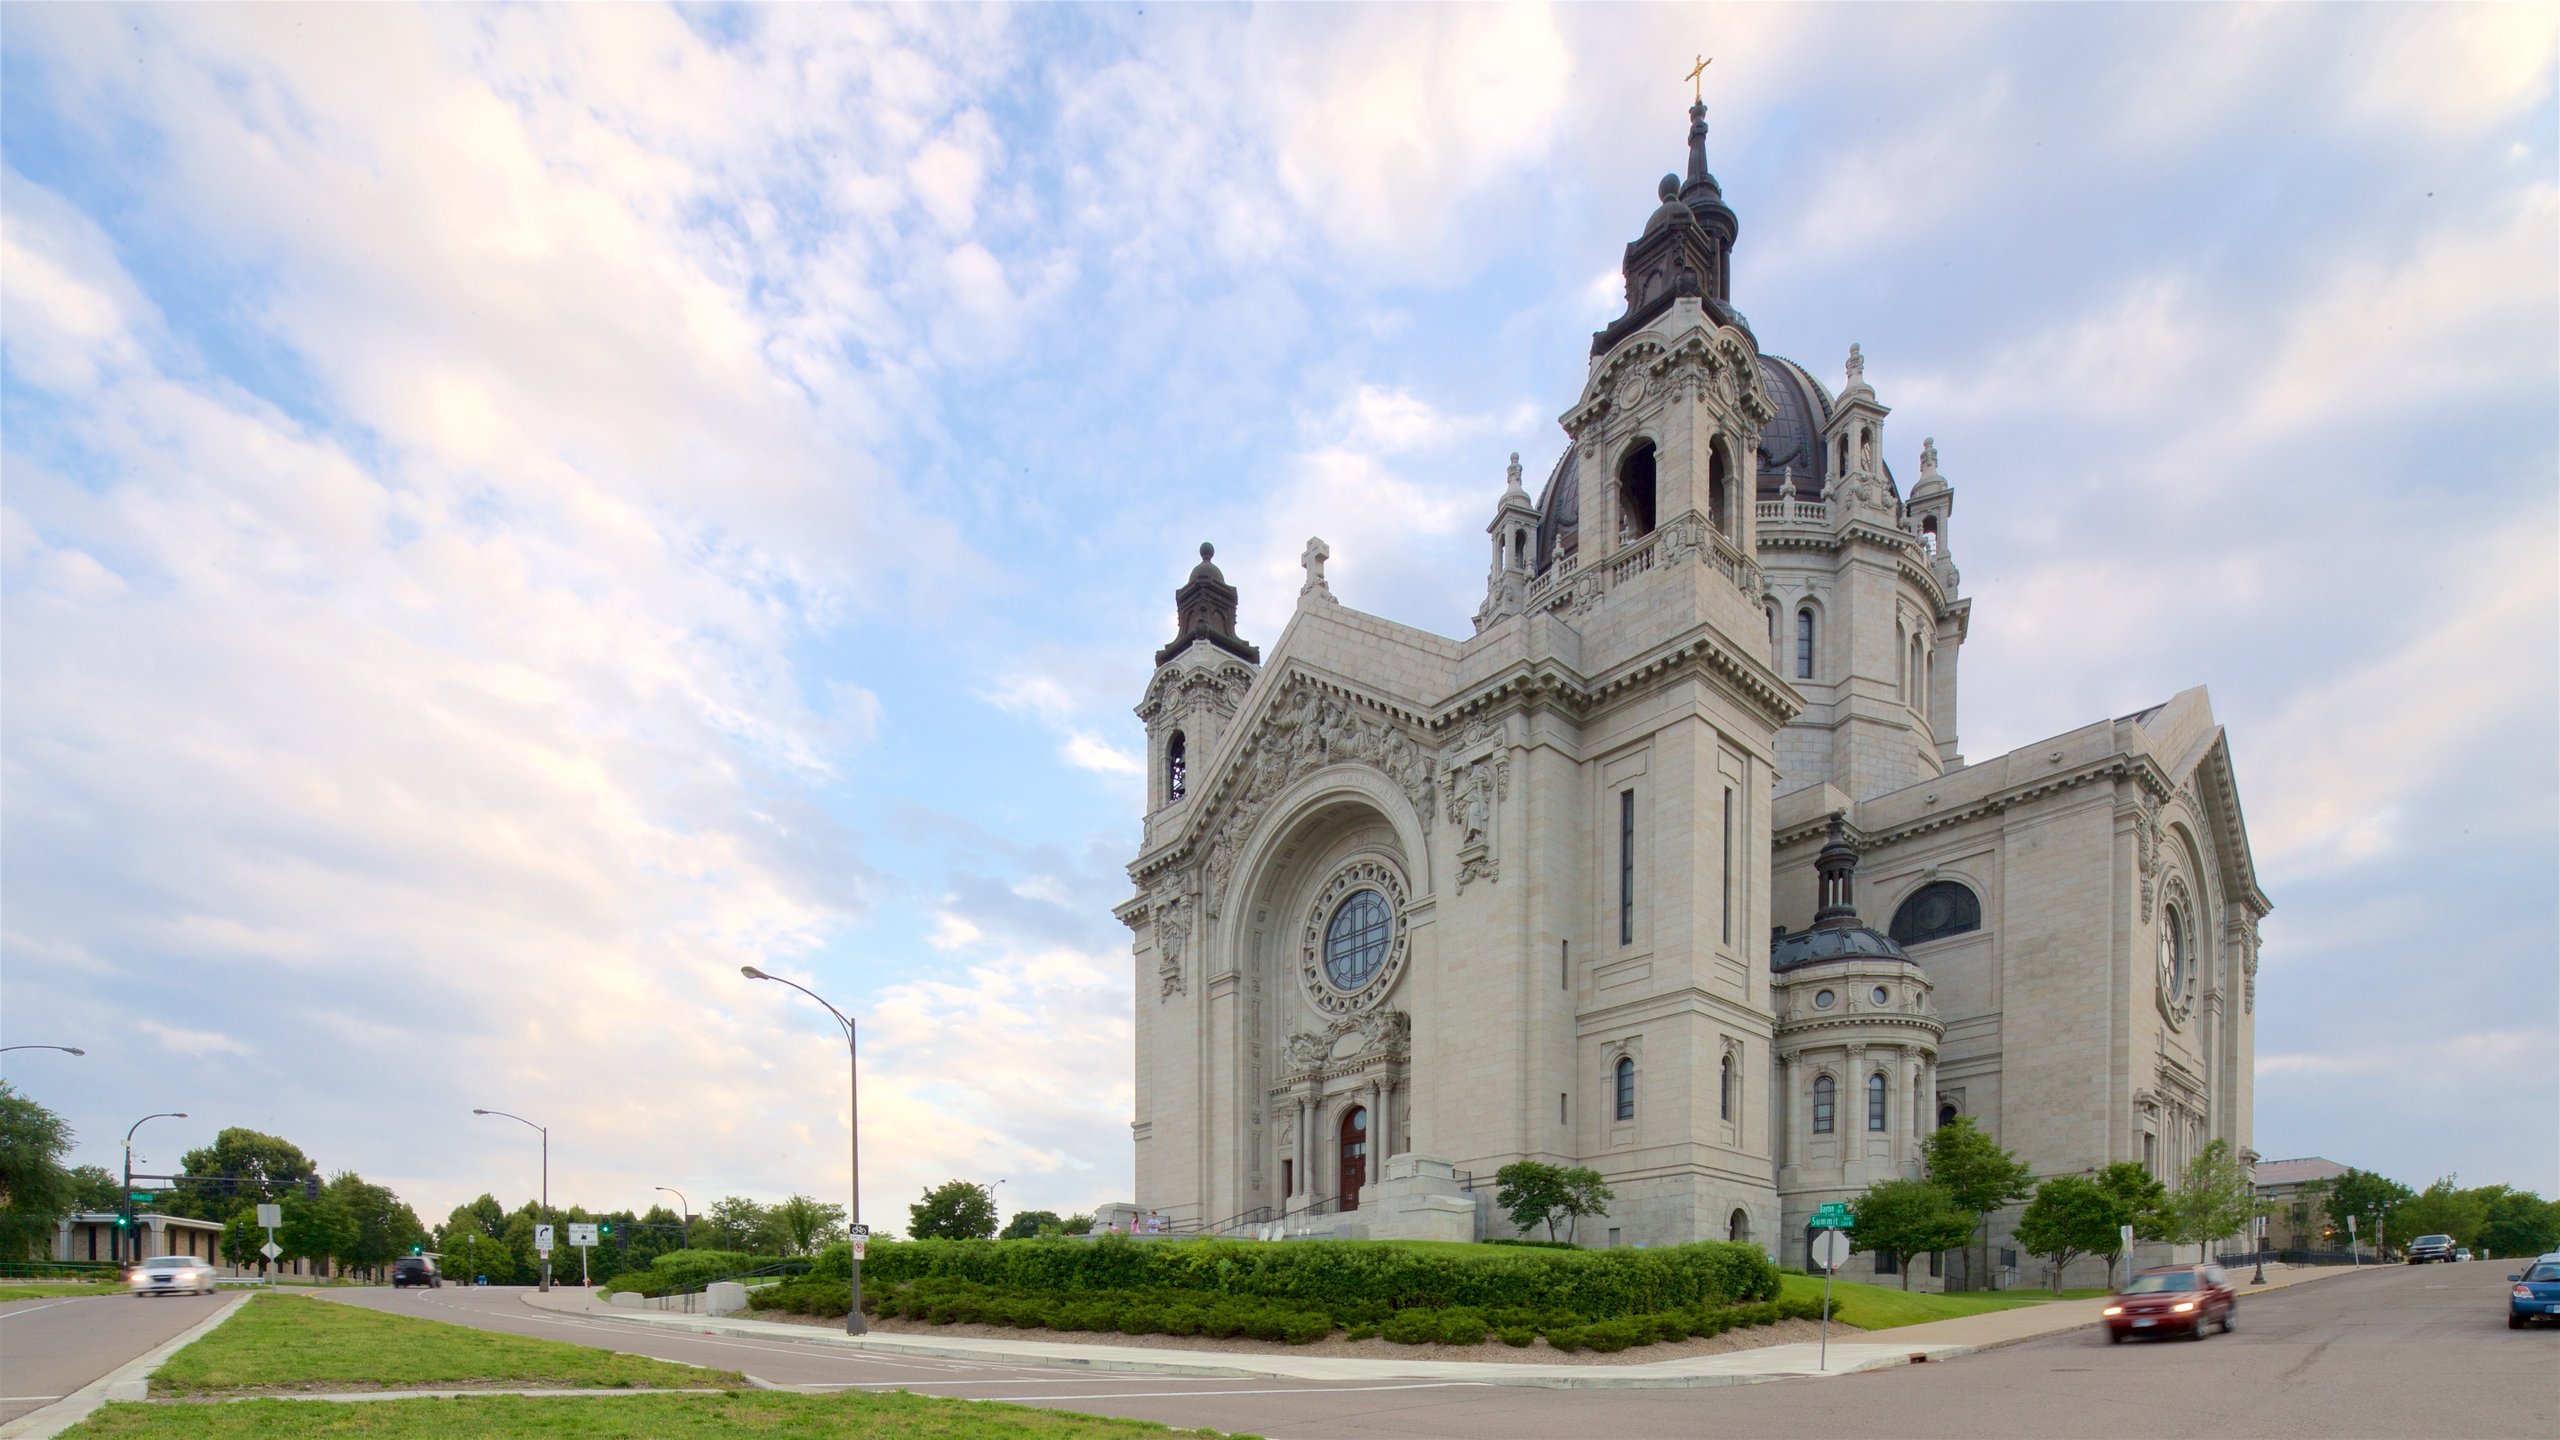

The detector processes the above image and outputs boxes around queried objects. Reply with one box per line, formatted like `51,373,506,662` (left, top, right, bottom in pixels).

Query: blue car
2509,1253,2560,1329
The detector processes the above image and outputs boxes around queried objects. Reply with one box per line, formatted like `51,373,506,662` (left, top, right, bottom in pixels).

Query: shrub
1436,1308,1489,1345
1642,1312,1689,1344
1497,1325,1536,1347
1582,1318,1641,1353
1381,1309,1441,1345
1345,1322,1381,1342
615,1249,777,1298
1280,1312,1332,1345
1545,1324,1587,1352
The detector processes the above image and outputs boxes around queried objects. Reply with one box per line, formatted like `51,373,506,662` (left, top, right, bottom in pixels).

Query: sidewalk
517,1264,2366,1391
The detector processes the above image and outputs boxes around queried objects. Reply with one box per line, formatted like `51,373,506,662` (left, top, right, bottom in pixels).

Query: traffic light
411,1244,424,1255
115,1214,131,1229
304,1175,321,1201
598,1223,612,1236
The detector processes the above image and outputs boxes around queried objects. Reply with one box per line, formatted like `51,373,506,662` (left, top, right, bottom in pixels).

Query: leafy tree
0,1082,77,1261
1922,1116,2033,1287
2160,1139,2260,1262
2016,1176,2126,1292
1494,1162,1574,1241
279,1190,359,1273
2322,1168,2414,1253
68,1164,123,1212
2478,1188,2560,1260
702,1196,777,1251
2396,1176,2489,1249
909,1181,998,1241
2094,1161,2170,1284
1560,1167,1615,1244
1001,1209,1065,1241
1058,1213,1095,1236
435,1213,516,1284
1848,1179,1976,1290
220,1203,268,1274
326,1173,425,1280
170,1128,317,1220
770,1194,848,1255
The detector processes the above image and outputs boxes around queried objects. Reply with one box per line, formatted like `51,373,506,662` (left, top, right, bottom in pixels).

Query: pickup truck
2406,1233,2456,1264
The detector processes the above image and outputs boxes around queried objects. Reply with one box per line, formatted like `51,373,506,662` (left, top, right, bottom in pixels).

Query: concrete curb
214,1387,733,1403
0,1292,253,1440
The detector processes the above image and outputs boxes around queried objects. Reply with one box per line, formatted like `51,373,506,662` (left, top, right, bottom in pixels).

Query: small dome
1187,542,1225,585
1754,353,1896,502
1909,474,1949,501
1771,923,1914,973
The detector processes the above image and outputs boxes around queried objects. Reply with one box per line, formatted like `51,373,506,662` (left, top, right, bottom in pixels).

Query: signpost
847,1223,870,1331
2347,1214,2360,1267
1809,1203,1854,1371
568,1224,598,1286
256,1204,284,1285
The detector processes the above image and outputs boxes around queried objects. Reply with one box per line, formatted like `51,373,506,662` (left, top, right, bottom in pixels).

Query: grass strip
1777,1272,2074,1329
0,1281,120,1300
150,1294,743,1395
70,1392,1255,1438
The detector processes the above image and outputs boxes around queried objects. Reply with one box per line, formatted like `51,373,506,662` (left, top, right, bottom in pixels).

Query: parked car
390,1256,442,1289
2406,1233,2456,1263
2103,1263,2237,1342
129,1254,218,1297
2457,1248,2475,1262
2508,1254,2560,1329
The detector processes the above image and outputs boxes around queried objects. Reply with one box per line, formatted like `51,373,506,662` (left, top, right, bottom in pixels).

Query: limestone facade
1119,98,2269,1289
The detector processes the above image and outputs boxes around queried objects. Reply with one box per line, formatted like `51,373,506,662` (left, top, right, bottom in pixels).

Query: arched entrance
1339,1107,1368,1211
1729,1208,1751,1244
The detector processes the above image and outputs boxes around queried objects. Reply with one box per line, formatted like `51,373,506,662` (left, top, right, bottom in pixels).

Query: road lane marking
966,1381,1503,1403
781,1377,1182,1390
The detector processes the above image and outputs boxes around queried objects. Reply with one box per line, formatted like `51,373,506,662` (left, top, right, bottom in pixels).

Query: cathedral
1117,97,2270,1289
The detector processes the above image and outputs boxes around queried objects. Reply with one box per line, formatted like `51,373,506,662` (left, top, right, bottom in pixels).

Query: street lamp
0,1045,86,1056
473,1109,550,1292
656,1186,692,1248
984,1179,1007,1237
2251,1213,2268,1286
121,1112,188,1268
741,964,864,1336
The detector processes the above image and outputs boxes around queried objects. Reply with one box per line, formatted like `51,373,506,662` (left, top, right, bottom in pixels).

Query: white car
129,1254,218,1297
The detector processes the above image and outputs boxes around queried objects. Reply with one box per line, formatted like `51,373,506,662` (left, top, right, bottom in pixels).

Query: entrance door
1339,1107,1368,1211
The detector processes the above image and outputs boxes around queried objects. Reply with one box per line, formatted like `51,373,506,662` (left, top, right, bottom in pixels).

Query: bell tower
1137,544,1259,834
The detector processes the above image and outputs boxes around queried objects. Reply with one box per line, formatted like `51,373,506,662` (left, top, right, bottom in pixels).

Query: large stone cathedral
1117,99,2270,1289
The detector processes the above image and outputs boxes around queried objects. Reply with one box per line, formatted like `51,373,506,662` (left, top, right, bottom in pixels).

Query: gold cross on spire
1686,54,1712,104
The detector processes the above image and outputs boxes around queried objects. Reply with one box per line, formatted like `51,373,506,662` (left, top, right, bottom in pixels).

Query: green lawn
71,1393,1254,1438
1779,1273,2066,1330
150,1294,744,1396
0,1281,119,1300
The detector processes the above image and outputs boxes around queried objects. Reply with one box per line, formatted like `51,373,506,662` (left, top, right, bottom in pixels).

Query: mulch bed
758,1311,1839,1365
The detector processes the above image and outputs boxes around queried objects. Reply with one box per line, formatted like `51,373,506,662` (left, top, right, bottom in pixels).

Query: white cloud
1063,734,1144,777
138,1022,252,1058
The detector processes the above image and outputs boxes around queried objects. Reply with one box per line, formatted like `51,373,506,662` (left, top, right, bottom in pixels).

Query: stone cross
1845,342,1864,386
1300,536,1333,600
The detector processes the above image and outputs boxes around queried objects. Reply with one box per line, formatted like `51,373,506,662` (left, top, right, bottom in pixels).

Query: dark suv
390,1256,441,1288
2406,1234,2456,1264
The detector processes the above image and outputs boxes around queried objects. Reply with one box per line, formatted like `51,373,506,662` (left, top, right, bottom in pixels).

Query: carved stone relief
1197,679,1436,918
1282,1008,1411,1078
1154,894,1191,999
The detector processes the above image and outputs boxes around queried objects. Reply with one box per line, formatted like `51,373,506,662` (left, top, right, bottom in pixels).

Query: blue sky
3,4,2553,1229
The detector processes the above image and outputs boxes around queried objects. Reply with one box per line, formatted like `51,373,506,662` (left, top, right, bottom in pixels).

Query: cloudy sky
4,4,2553,1230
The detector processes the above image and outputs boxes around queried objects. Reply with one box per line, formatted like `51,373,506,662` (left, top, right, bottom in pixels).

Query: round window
1871,986,1890,1006
1813,989,1836,1010
2159,905,2187,998
1323,889,1394,991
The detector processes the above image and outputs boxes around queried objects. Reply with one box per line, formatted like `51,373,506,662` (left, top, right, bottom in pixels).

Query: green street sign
1811,1202,1854,1230
128,1192,154,1203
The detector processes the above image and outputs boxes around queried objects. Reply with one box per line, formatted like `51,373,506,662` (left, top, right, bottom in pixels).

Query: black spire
1591,100,1744,356
1156,542,1260,666
1682,100,1716,198
1812,814,1862,929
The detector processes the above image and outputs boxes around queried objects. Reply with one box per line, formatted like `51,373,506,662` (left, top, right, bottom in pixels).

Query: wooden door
1339,1107,1368,1211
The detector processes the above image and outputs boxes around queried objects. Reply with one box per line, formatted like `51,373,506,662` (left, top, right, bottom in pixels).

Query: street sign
534,1223,555,1255
256,1204,282,1228
260,1241,282,1261
568,1223,598,1249
1810,1229,1853,1272
848,1223,870,1236
129,1192,154,1203
1810,1202,1854,1230
2120,1223,2135,1255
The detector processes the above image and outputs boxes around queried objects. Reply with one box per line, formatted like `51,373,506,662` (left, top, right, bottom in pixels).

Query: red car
2103,1263,2237,1342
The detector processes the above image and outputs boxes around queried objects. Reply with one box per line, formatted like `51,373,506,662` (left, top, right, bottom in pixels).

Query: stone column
1778,1055,1798,1173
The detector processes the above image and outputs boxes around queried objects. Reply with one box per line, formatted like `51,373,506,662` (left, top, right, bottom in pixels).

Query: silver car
129,1254,218,1297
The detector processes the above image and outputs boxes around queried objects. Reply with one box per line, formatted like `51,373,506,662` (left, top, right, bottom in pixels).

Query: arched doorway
1728,1208,1751,1244
1339,1107,1368,1211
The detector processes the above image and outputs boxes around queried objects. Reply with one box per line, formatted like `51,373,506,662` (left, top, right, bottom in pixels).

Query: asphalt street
0,1290,228,1427
321,1265,2554,1439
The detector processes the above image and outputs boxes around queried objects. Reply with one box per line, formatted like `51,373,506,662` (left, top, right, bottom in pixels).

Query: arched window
1867,1073,1888,1132
1165,731,1187,802
1921,516,1939,556
1909,637,1925,707
1889,881,1982,947
1614,1055,1636,1121
1728,1208,1751,1243
1897,629,1908,697
1617,441,1659,540
1837,434,1849,475
1812,1074,1835,1134
1937,1101,1959,1130
1707,441,1731,535
1796,608,1816,680
1719,1051,1735,1120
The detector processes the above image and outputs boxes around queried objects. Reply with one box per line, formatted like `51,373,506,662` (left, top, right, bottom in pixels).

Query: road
318,1265,2553,1438
0,1290,228,1427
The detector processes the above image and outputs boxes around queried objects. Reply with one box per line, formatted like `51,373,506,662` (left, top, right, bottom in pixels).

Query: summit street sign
1811,1202,1854,1230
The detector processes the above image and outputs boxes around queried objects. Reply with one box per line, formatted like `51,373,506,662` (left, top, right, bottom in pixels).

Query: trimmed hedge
851,1236,1777,1317
606,1249,783,1298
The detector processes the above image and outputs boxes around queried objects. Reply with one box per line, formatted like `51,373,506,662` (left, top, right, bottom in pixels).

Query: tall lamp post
121,1112,188,1267
0,1045,86,1056
741,965,864,1336
473,1108,550,1292
656,1186,692,1248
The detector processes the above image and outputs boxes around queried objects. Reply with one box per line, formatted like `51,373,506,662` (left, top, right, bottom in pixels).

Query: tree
1494,1162,1573,1241
1000,1209,1065,1241
1058,1213,1096,1236
1848,1180,1977,1290
0,1082,77,1261
2397,1176,2489,1249
2161,1139,2260,1263
1922,1116,2033,1288
2478,1188,2560,1260
909,1181,998,1241
170,1129,317,1220
68,1164,123,1212
279,1190,359,1274
2323,1169,2414,1253
220,1203,267,1275
701,1196,777,1252
326,1173,425,1280
2016,1176,2126,1293
770,1194,848,1255
1560,1167,1615,1244
2094,1162,2170,1284
435,1213,515,1284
